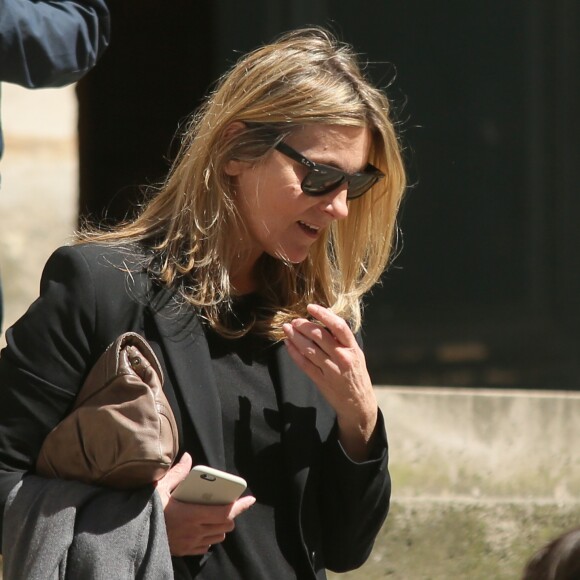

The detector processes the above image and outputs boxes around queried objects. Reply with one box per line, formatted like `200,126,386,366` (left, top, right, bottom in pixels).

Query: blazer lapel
151,292,226,470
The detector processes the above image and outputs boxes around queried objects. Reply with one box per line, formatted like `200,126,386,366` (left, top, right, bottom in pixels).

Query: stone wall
329,387,580,579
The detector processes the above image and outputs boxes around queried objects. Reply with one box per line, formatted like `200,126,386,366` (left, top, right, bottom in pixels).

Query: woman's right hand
155,453,256,556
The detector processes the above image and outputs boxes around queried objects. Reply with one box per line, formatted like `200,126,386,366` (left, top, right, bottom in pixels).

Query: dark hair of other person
522,527,580,580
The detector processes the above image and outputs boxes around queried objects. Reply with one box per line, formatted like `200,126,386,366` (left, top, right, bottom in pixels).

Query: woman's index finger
306,304,355,346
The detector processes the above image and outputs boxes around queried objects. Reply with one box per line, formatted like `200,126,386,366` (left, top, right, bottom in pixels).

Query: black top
197,297,307,578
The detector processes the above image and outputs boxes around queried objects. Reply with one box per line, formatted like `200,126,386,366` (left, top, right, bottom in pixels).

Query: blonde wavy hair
79,27,406,340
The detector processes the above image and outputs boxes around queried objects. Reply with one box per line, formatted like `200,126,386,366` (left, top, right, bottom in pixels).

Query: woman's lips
298,220,321,237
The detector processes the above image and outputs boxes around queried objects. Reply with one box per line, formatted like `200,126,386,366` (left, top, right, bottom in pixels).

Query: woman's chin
270,249,310,265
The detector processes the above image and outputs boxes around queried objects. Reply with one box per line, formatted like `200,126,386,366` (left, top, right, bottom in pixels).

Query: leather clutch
36,332,178,489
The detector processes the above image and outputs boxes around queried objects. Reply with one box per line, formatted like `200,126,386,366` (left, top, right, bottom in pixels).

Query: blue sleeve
0,0,110,87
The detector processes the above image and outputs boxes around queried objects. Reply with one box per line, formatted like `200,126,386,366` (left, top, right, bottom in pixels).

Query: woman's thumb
166,452,193,492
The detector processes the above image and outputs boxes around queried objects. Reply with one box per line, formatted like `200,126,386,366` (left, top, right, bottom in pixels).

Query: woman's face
226,123,372,280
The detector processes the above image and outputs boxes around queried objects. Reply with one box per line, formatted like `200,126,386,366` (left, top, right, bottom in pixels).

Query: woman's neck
231,258,260,296
232,276,257,296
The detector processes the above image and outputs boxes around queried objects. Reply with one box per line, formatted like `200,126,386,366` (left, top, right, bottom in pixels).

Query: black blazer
0,244,390,578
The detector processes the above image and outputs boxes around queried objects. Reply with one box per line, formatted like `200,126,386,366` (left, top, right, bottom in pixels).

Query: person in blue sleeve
0,0,110,331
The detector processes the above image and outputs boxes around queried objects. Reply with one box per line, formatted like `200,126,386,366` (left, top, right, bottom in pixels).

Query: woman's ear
223,121,246,176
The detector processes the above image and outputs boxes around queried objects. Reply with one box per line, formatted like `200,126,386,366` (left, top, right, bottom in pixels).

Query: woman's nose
321,186,349,220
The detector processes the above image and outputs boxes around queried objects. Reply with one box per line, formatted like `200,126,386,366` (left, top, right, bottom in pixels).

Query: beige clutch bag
36,332,178,489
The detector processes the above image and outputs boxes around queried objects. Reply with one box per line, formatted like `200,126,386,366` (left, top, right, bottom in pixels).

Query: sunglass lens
302,168,345,196
346,175,379,199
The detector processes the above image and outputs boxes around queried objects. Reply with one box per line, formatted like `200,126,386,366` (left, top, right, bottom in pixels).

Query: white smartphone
172,465,247,505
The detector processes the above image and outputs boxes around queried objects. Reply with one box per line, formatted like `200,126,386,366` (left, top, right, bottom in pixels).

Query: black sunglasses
274,141,385,200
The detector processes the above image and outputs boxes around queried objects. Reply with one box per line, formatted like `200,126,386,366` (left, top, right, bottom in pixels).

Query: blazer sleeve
0,0,110,87
317,410,391,572
0,246,102,547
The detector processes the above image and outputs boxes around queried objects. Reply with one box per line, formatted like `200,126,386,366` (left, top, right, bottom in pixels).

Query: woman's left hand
283,303,378,461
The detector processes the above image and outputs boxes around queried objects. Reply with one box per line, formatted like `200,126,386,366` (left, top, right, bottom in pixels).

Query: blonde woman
0,28,406,578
